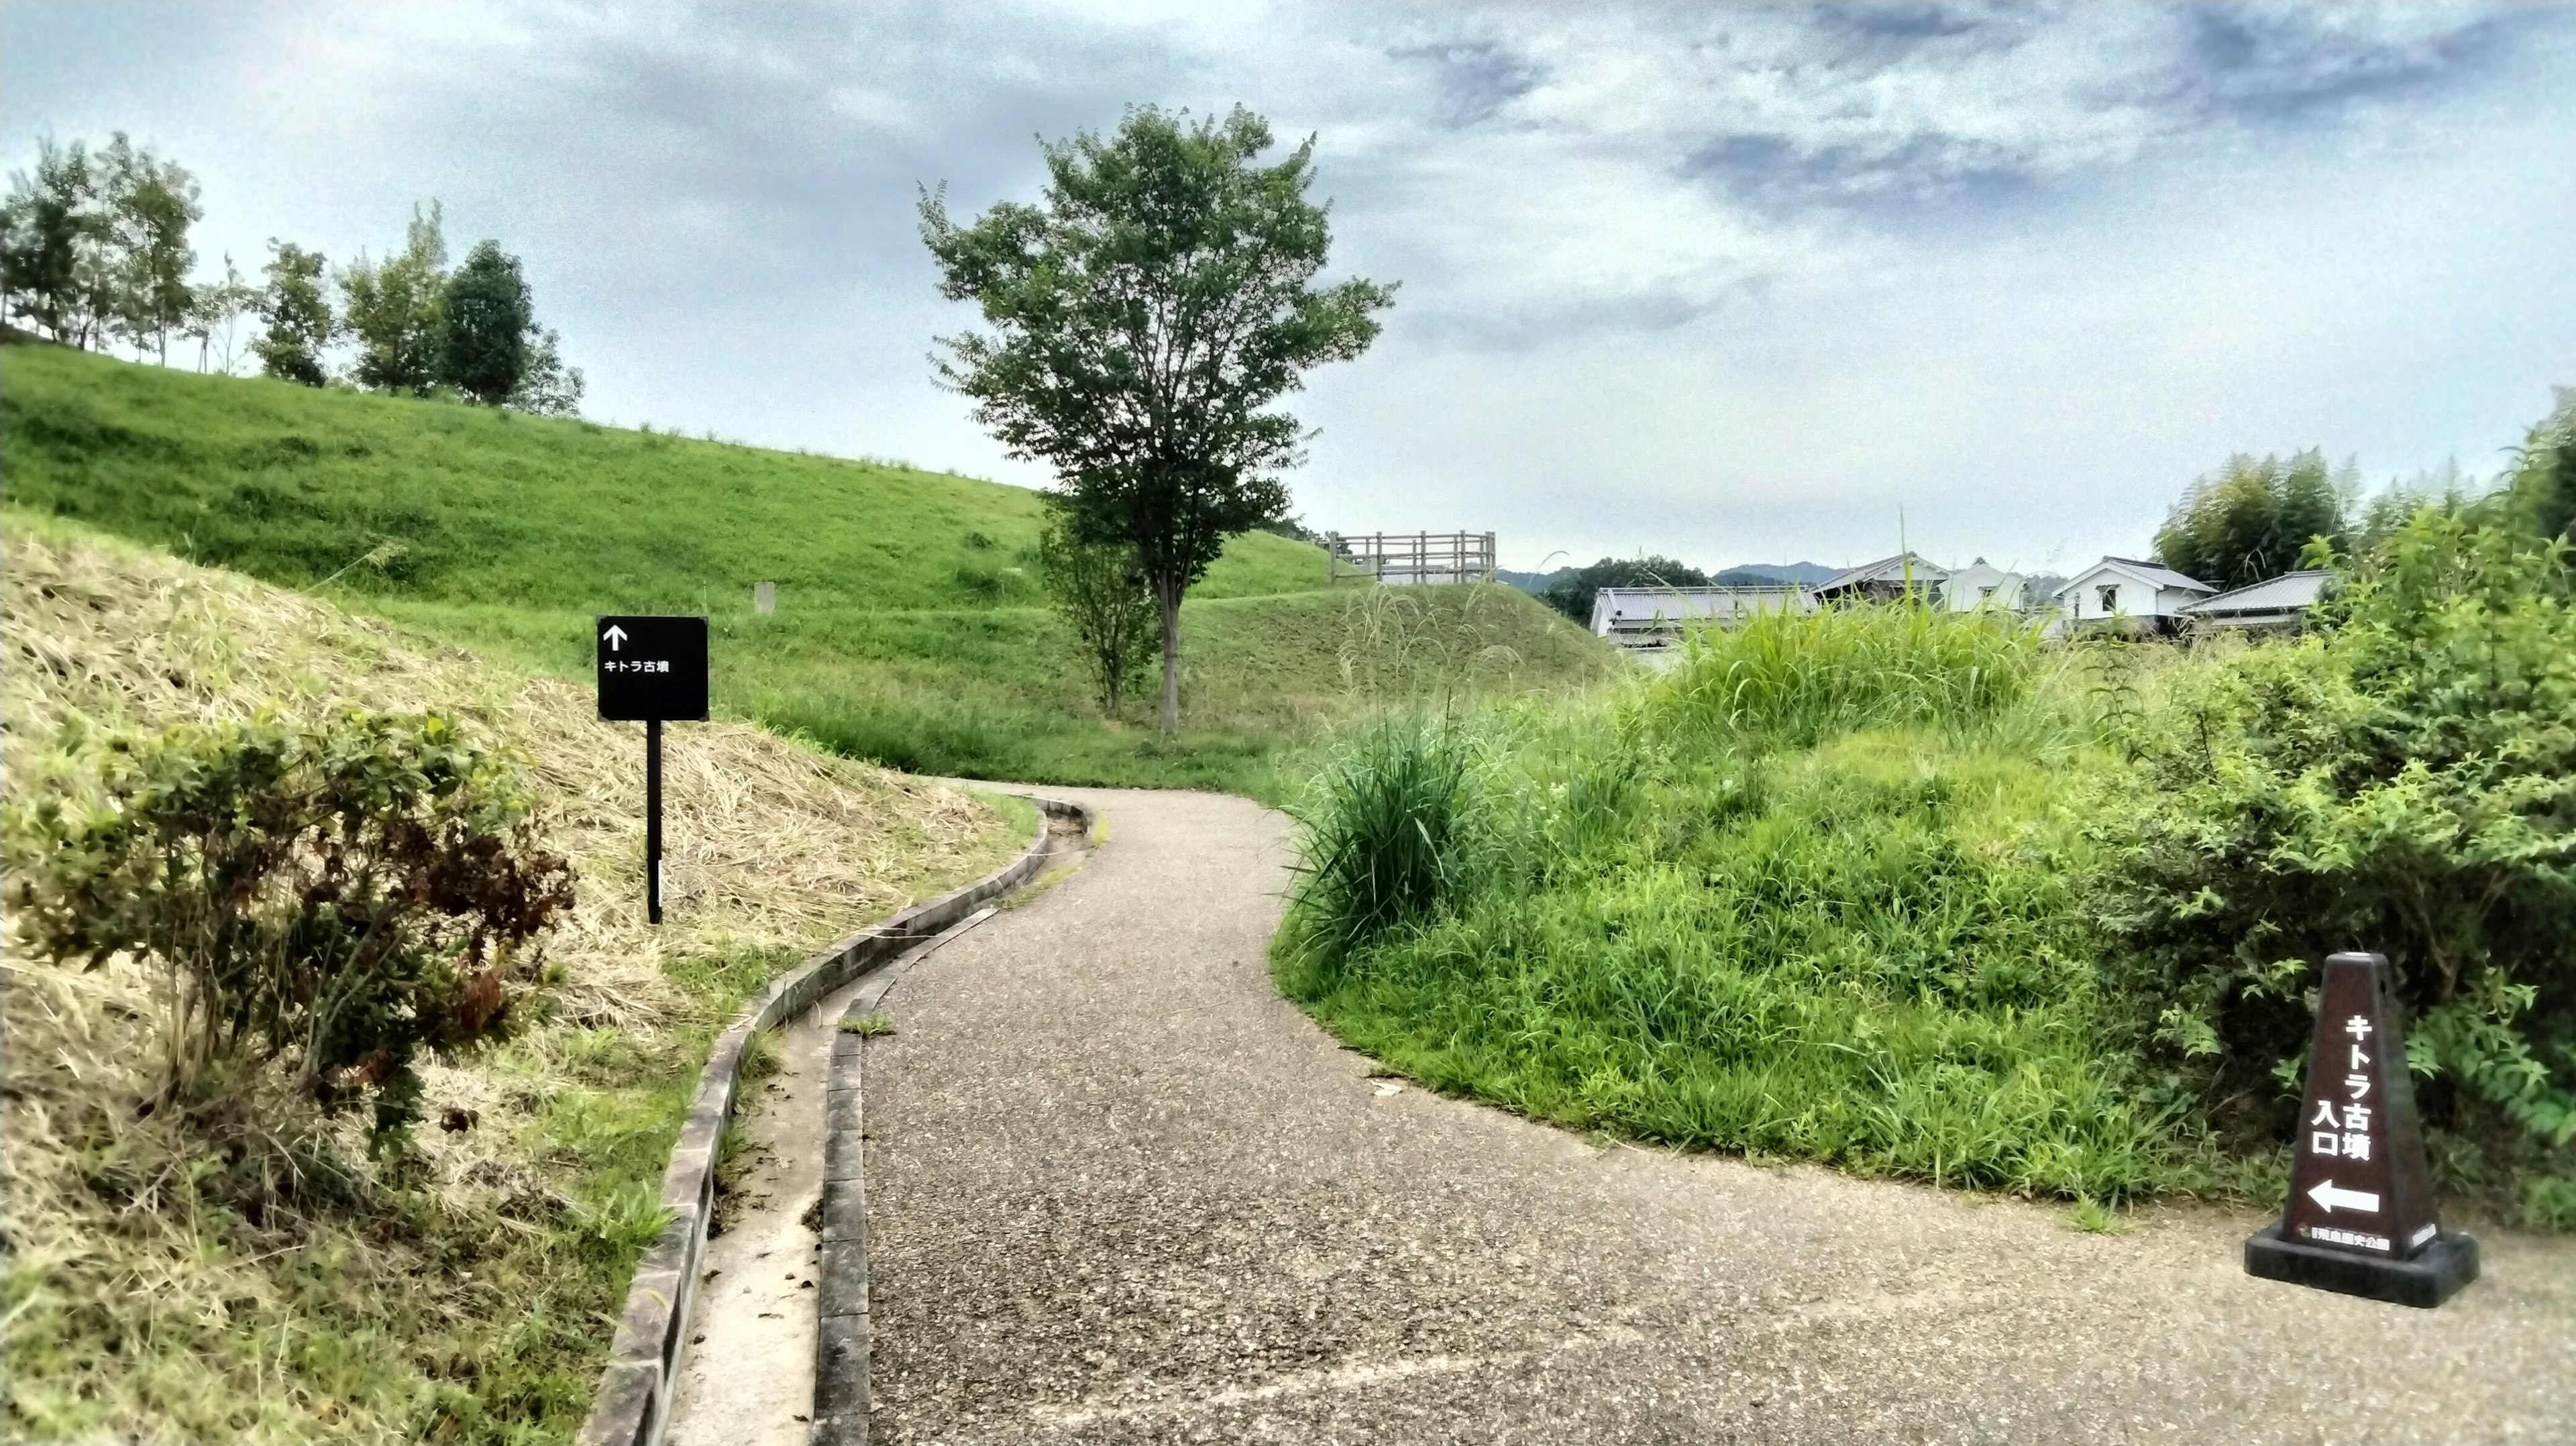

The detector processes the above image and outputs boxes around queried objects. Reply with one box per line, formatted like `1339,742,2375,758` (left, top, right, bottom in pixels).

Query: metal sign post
2245,951,2479,1307
596,615,710,926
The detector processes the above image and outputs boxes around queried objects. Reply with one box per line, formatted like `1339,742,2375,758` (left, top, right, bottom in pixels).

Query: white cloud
5,0,2570,570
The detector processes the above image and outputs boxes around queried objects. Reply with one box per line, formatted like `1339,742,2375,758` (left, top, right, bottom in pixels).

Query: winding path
824,789,2573,1442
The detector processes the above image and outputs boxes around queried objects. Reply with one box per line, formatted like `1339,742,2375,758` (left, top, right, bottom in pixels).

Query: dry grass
2,514,1026,1443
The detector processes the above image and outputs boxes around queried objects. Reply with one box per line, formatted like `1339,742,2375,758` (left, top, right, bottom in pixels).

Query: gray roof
1813,552,1950,594
1591,585,1810,628
2178,569,2331,616
2056,556,2214,596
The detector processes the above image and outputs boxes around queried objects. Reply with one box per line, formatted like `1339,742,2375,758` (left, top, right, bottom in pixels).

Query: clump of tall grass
1642,602,2045,750
1283,718,1487,967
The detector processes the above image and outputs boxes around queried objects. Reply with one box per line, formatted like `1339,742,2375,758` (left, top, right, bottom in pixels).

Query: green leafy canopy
920,104,1395,732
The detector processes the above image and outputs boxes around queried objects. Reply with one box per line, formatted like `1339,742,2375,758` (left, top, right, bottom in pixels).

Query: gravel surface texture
859,787,2576,1445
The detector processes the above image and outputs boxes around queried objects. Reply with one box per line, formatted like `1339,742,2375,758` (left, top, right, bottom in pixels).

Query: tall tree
253,240,334,386
922,105,1394,735
98,132,202,364
1,135,104,344
2154,450,2353,591
341,202,447,394
182,252,259,374
438,239,533,404
508,326,586,416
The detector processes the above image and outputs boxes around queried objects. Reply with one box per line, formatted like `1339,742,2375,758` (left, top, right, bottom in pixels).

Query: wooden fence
1326,531,1497,586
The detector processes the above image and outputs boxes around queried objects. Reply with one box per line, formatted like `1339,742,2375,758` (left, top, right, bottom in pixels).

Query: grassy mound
1277,608,2198,1206
5,345,1615,794
1,514,1030,1443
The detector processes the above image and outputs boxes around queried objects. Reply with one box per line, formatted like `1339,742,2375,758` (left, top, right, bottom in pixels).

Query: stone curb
574,793,1084,1446
812,794,1094,1446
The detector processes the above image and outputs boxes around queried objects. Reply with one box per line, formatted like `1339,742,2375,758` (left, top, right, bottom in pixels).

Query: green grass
5,343,1611,795
1277,608,2200,1205
0,342,1329,608
0,512,1042,1443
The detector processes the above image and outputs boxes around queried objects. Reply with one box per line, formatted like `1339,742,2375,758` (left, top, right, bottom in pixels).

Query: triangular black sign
2246,952,2479,1306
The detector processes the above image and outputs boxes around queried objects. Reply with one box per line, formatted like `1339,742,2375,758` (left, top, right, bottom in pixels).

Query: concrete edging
812,794,1093,1446
574,793,1081,1446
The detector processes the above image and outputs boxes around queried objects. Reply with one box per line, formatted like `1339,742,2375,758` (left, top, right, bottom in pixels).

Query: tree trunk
1157,581,1183,738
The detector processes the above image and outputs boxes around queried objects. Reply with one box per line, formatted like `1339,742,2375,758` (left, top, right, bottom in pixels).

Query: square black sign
596,615,709,721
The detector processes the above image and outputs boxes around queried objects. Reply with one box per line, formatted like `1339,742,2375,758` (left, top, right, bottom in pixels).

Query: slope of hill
5,344,1618,796
1,341,1326,610
1,513,1029,1443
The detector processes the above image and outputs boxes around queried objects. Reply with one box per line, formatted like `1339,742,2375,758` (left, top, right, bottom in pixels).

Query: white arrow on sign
2308,1180,2381,1214
602,624,627,651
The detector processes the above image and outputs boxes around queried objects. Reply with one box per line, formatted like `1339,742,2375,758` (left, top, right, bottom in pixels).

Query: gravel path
857,788,2576,1445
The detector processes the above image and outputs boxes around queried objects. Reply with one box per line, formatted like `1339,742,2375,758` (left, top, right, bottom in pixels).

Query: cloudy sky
9,2,2574,573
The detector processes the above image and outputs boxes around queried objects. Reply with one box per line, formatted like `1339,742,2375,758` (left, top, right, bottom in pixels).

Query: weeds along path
846,789,2575,1445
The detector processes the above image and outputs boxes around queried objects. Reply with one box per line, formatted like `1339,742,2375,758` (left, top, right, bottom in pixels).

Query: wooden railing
1325,531,1497,586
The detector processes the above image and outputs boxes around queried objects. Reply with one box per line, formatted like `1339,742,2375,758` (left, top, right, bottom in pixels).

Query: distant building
2176,569,2331,633
1938,558,2029,612
2052,557,2215,634
1590,584,1812,654
1809,552,1951,605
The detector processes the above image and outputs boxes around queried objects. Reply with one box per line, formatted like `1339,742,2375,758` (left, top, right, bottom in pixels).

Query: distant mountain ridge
1711,562,1839,586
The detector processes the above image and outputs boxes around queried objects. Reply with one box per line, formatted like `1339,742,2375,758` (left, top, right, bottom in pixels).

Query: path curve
857,788,2575,1444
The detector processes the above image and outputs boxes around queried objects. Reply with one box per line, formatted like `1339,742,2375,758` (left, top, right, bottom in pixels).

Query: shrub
1035,519,1156,716
6,709,575,1150
2090,425,2576,1211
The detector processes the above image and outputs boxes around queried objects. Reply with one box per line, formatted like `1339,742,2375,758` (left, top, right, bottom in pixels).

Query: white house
1938,558,2029,612
1591,585,1812,654
2053,557,2215,634
2176,569,2331,633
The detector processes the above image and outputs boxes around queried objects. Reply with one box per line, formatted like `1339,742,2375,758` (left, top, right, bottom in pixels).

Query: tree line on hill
2145,446,2557,591
1,132,581,414
1520,442,2544,630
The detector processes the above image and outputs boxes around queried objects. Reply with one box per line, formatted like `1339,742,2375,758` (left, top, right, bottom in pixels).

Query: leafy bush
2092,408,2576,1219
1035,518,1157,716
7,710,575,1150
1280,615,2180,1204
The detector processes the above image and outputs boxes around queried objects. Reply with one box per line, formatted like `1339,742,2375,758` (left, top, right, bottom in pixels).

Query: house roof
1591,585,1808,628
1944,560,2019,585
2055,556,2214,597
2178,569,2331,616
1813,552,1950,594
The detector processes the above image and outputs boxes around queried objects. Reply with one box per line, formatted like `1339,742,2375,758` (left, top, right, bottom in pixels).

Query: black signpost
2245,952,2479,1307
596,615,709,925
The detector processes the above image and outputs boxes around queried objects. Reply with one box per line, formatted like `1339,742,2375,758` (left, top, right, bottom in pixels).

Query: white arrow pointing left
603,624,628,651
2308,1180,2381,1214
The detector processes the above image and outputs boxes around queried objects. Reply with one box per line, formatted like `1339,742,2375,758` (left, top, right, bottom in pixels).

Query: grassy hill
2,513,1029,1443
4,343,1617,796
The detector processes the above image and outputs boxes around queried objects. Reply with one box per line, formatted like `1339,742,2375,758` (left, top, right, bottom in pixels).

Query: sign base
2245,1221,2478,1308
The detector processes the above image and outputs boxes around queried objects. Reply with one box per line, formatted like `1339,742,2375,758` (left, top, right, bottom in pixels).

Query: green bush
1280,611,2181,1203
6,710,575,1150
2090,410,2576,1218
